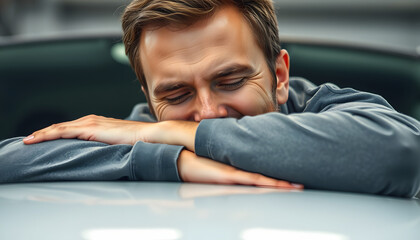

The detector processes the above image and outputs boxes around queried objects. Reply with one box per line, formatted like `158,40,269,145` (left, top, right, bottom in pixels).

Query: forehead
139,5,260,90
141,5,250,52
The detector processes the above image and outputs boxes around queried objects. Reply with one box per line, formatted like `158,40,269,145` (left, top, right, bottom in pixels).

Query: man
1,0,419,197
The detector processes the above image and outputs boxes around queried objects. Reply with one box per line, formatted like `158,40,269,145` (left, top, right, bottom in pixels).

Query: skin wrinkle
157,45,215,68
154,102,169,121
246,79,276,113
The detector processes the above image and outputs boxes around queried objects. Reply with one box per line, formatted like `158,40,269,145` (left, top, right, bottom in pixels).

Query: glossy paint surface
0,182,419,240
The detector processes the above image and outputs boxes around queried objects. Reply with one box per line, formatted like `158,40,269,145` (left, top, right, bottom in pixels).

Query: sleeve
194,83,420,198
0,137,183,183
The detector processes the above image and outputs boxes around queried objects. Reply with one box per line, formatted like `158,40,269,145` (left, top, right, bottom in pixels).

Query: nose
193,94,228,121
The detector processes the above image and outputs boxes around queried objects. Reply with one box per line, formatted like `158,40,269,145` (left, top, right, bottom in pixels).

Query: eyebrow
211,64,254,79
153,63,255,96
153,82,188,96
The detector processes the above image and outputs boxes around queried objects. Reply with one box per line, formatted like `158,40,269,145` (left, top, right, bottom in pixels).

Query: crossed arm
21,115,301,189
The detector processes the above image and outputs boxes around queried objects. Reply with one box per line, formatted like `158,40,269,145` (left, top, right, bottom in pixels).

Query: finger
230,170,303,190
256,175,304,189
23,124,82,144
22,115,106,145
178,151,304,189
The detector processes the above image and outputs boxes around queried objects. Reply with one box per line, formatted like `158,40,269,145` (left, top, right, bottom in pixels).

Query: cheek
227,82,276,115
154,102,192,121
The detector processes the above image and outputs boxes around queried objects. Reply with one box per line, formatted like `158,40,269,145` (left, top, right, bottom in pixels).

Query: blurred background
0,0,419,53
0,0,420,140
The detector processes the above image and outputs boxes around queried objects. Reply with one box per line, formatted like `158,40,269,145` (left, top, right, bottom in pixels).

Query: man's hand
23,115,160,146
177,150,303,189
23,115,198,150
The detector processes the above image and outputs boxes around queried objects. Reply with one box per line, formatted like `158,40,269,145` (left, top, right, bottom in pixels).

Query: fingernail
291,183,303,189
23,135,34,141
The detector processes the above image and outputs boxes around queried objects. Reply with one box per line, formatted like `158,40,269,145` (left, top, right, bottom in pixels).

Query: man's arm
0,137,297,188
191,83,420,198
0,137,182,182
194,104,420,197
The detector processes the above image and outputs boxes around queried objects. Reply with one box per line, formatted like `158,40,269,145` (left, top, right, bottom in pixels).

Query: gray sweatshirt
1,77,419,197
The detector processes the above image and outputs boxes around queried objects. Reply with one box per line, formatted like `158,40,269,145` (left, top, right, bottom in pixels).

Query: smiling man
1,0,420,197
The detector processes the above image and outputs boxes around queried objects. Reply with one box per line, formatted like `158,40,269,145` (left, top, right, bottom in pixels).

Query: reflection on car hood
0,182,419,240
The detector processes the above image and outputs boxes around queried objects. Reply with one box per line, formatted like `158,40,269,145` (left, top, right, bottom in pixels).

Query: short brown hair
122,0,281,104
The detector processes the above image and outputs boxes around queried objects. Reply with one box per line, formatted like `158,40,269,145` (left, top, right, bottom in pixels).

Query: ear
275,49,290,105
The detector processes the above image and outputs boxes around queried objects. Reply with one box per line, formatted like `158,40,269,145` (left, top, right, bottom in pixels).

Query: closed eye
218,78,246,91
165,92,192,105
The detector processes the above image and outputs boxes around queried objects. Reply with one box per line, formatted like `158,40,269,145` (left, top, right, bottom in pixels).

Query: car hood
1,182,419,240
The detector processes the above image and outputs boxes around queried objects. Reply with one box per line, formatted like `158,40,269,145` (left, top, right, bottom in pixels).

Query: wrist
177,149,193,182
158,120,198,151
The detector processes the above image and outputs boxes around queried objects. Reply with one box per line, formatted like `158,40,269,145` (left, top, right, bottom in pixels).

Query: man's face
140,5,289,121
